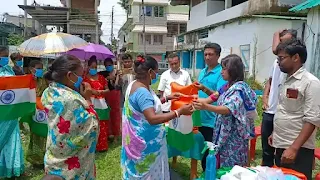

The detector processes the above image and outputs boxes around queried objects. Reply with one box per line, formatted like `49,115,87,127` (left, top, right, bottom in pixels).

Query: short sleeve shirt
198,64,227,128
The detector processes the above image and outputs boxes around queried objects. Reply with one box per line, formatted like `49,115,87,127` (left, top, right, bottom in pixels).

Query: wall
188,1,248,31
182,17,305,82
207,1,225,16
305,6,320,78
166,5,189,14
71,0,95,12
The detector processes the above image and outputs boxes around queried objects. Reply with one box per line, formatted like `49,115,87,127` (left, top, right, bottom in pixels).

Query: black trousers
198,126,214,171
261,112,275,167
275,147,314,180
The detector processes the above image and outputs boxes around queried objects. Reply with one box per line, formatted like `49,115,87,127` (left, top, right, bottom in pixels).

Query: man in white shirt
158,53,192,112
261,29,297,167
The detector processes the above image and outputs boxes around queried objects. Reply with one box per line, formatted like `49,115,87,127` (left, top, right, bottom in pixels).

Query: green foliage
245,76,263,90
7,33,24,46
118,0,129,12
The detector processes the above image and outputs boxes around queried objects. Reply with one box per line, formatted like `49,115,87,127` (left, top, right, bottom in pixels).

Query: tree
118,0,129,13
7,33,24,46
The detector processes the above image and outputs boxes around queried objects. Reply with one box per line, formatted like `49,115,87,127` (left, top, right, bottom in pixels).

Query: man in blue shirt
195,43,226,171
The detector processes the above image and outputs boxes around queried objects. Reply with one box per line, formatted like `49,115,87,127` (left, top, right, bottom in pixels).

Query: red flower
65,156,80,170
57,116,71,134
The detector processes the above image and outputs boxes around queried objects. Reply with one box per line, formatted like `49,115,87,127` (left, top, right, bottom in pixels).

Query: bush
245,76,263,90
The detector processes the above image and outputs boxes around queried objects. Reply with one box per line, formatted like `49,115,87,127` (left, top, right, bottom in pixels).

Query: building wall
71,0,95,12
181,17,305,82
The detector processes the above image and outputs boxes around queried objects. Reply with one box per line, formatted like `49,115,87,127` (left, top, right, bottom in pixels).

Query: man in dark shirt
10,53,24,75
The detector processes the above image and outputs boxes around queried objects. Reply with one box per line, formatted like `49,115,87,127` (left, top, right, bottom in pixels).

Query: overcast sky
1,0,126,44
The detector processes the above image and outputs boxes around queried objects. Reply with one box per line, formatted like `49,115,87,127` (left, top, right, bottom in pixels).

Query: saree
0,65,24,178
121,81,170,180
41,82,99,180
213,81,257,167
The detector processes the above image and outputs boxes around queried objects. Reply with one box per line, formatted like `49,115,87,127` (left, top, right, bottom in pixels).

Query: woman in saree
41,55,99,179
83,56,110,151
193,54,257,167
0,46,24,178
100,58,122,142
121,55,193,179
22,60,48,167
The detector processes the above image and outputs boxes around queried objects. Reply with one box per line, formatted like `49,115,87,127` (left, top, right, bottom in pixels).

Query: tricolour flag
166,82,198,151
0,75,36,121
30,97,48,137
91,97,110,120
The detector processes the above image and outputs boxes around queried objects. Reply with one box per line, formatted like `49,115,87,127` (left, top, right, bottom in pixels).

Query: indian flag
0,75,36,121
30,97,48,137
167,115,195,151
91,97,110,120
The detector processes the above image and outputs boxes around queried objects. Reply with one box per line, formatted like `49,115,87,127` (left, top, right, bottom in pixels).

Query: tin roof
290,0,320,12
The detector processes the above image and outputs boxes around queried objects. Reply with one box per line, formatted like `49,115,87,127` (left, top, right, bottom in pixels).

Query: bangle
174,110,180,118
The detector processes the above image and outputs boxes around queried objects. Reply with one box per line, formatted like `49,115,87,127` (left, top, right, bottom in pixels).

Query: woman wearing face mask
41,55,98,179
100,58,122,142
20,60,48,167
0,46,25,178
83,56,110,151
10,52,24,75
121,55,193,179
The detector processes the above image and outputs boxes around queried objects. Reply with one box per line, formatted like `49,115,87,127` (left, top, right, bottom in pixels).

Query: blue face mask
34,69,43,78
105,65,114,72
150,70,159,85
0,57,9,67
74,75,83,89
89,68,98,76
16,60,23,67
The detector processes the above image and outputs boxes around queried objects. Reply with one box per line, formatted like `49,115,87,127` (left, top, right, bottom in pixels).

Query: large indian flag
0,75,36,121
91,97,110,120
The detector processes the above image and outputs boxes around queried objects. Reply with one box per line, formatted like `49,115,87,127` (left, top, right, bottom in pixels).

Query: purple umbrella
66,43,115,60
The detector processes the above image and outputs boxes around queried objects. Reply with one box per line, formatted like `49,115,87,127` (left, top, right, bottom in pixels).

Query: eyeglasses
277,56,290,62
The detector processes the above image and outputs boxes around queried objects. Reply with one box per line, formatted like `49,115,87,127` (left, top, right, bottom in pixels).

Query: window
167,23,179,37
239,44,250,71
140,34,151,45
192,0,206,7
180,23,187,34
198,29,208,39
153,35,163,45
142,6,152,17
154,6,164,17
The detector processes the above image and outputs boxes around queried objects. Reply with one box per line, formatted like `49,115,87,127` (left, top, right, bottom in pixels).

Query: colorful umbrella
18,32,88,57
66,43,115,60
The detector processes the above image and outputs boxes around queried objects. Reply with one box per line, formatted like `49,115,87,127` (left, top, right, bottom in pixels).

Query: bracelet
174,110,180,118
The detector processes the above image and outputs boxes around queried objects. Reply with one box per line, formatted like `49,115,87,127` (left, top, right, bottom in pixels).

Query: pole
95,0,99,44
142,0,146,55
111,6,114,42
24,0,27,38
66,0,70,34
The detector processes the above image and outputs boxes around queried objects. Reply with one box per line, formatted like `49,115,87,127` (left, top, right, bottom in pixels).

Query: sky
0,0,127,44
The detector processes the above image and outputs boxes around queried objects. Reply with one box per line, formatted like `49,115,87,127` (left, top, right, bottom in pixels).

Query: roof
167,13,189,22
290,0,320,12
132,25,168,33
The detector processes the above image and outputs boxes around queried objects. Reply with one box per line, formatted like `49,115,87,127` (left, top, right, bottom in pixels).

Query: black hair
104,58,113,66
276,39,307,64
28,60,42,68
10,52,22,61
44,55,81,82
167,53,180,60
204,43,221,56
88,56,98,66
134,55,158,79
280,29,298,38
122,53,132,61
221,54,244,83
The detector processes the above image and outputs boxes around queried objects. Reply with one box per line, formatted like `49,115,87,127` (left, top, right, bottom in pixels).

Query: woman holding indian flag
83,56,110,152
0,46,25,178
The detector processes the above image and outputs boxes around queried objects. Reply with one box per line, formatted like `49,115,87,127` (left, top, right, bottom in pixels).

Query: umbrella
19,32,88,57
66,43,115,60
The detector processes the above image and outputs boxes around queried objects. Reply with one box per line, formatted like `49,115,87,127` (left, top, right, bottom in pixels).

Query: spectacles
277,56,290,62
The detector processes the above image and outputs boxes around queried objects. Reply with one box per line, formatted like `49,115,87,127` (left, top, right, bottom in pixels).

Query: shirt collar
205,64,222,74
287,67,305,80
170,68,182,74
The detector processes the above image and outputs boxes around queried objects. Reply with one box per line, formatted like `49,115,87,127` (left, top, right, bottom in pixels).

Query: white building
290,1,320,79
171,0,307,83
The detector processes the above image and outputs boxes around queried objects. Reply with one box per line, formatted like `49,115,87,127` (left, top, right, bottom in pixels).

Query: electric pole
24,0,27,38
142,0,146,55
111,6,114,43
95,0,99,44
